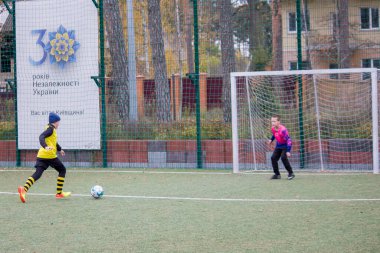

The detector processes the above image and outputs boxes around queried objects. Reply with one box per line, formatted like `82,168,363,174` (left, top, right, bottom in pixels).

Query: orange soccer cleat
56,192,71,199
18,186,26,203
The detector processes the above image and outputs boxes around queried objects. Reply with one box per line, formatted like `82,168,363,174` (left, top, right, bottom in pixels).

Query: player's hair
272,115,280,121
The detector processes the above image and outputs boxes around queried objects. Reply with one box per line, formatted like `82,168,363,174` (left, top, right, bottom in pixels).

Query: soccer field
0,169,379,253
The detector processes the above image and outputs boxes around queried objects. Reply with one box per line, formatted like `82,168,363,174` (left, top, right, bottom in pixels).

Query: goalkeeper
18,112,71,203
267,115,295,180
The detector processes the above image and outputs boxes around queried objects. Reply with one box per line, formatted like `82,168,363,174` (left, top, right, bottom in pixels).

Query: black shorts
35,158,66,173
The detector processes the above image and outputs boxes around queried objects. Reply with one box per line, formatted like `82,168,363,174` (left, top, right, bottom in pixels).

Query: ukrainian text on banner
16,0,100,149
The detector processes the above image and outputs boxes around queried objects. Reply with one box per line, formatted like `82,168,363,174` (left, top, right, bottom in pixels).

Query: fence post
192,0,203,169
4,0,20,166
99,0,107,167
296,0,305,168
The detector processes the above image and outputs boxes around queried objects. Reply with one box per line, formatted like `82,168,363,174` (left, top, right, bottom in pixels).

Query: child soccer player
18,112,71,203
267,115,295,180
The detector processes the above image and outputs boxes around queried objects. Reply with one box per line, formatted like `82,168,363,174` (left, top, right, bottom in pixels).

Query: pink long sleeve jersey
271,125,292,152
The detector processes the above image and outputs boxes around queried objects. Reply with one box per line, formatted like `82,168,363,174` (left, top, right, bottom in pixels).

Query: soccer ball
91,185,104,199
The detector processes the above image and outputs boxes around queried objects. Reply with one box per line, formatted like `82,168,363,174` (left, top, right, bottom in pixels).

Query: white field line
1,191,379,203
0,169,374,176
0,169,231,175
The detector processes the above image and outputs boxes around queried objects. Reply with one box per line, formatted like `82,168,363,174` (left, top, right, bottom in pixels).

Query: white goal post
231,68,379,174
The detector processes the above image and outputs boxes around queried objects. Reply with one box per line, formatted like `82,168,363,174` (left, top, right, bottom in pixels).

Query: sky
0,5,8,25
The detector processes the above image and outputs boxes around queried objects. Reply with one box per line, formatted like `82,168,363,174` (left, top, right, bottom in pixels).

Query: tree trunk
148,0,171,122
271,0,283,71
271,0,293,108
183,0,194,73
219,0,236,122
141,6,150,76
175,0,183,119
248,0,260,71
302,0,311,68
104,0,129,125
336,0,350,69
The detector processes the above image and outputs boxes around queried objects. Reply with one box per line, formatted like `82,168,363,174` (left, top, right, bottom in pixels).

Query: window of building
288,10,310,32
289,61,311,70
361,8,379,30
362,58,380,79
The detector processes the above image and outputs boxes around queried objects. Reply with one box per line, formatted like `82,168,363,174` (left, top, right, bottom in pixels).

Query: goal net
231,68,379,174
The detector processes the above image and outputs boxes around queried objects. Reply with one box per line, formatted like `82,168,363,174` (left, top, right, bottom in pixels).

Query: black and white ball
91,185,104,199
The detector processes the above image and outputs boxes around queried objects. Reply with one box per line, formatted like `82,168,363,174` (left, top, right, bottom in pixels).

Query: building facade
282,0,380,72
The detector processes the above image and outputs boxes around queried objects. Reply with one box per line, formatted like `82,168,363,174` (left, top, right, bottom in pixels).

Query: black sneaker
287,173,295,180
270,174,281,180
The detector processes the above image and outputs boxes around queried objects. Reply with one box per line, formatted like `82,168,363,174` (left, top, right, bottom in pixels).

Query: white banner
16,0,100,149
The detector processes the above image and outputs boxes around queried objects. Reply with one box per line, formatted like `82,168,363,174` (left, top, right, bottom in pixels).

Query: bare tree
308,4,379,67
302,0,312,68
270,0,296,108
219,0,236,122
148,0,171,122
183,0,194,73
248,0,259,68
271,0,283,71
336,0,350,69
104,0,129,125
175,0,183,119
140,4,150,76
233,1,271,71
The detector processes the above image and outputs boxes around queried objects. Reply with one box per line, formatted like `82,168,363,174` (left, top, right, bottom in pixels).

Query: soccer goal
231,68,379,174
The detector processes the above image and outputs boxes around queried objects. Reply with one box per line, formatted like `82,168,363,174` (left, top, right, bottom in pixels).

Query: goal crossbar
231,68,378,77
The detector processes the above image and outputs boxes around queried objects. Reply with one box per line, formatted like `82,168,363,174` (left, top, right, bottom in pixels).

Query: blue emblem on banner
43,25,80,69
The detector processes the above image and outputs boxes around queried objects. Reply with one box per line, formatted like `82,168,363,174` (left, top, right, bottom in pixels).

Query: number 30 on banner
29,29,48,66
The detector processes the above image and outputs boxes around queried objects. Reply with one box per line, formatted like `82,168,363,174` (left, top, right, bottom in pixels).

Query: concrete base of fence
0,140,374,171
